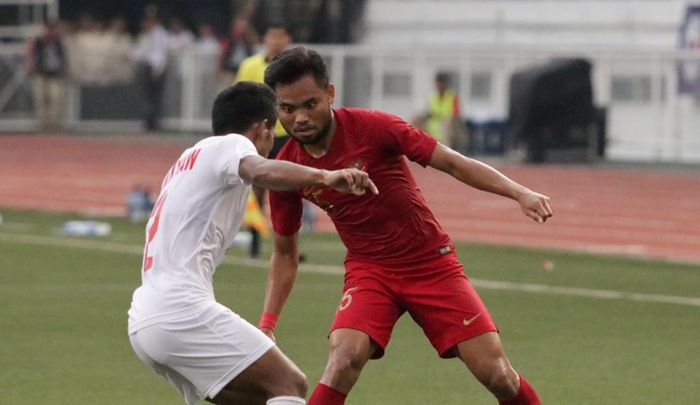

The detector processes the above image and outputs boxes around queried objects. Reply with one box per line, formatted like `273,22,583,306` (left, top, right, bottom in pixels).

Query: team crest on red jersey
301,159,366,214
303,188,336,213
351,159,366,171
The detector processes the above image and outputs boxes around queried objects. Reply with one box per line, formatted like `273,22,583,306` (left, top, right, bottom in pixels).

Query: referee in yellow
235,23,292,258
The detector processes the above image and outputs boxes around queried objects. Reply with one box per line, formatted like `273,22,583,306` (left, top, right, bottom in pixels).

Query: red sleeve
269,189,303,236
371,110,437,167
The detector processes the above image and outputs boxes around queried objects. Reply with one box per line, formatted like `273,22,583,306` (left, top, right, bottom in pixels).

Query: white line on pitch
2,232,699,307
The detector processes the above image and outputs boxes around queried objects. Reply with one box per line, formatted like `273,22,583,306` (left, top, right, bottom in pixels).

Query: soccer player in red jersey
259,47,552,405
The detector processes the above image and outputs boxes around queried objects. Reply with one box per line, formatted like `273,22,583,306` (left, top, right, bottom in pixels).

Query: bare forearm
429,143,529,200
240,155,377,196
429,144,553,223
262,249,300,316
451,157,530,200
251,160,329,191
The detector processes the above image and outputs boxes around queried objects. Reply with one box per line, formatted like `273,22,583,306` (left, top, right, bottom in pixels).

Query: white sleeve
214,135,259,186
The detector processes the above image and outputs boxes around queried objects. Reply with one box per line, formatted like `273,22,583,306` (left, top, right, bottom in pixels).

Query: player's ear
245,121,262,143
252,120,266,139
328,82,335,105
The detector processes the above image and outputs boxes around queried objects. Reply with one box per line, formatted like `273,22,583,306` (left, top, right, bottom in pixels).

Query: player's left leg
308,328,377,405
401,253,541,404
308,264,403,405
453,332,540,404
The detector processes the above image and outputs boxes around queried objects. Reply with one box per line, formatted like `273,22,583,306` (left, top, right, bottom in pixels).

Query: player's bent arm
259,232,301,335
428,143,529,198
239,155,379,195
428,143,553,222
239,155,330,191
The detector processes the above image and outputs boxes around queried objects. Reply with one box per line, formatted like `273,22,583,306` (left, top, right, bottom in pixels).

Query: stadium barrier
1,43,700,163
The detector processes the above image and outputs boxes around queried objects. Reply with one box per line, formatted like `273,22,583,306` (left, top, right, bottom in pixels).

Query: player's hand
260,327,276,342
518,191,553,223
324,168,379,196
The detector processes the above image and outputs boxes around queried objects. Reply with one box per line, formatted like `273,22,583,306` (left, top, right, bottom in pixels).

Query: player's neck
302,112,336,159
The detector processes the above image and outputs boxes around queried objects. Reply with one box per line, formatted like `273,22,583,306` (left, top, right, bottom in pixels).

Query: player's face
275,74,334,146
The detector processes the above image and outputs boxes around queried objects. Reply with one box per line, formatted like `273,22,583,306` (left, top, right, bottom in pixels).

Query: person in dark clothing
26,21,67,131
131,9,169,132
218,16,257,86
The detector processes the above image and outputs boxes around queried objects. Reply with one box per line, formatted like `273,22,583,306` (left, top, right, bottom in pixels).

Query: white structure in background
0,0,57,40
0,0,59,130
1,0,699,163
358,0,700,162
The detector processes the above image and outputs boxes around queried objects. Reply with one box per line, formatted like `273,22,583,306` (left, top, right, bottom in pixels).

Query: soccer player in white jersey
128,81,378,405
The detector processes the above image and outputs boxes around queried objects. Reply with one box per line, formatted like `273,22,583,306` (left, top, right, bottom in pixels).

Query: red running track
1,134,699,264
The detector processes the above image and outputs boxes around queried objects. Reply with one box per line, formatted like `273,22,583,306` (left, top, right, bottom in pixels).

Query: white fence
2,43,700,163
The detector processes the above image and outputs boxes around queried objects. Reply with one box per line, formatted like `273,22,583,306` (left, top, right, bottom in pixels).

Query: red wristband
258,311,278,330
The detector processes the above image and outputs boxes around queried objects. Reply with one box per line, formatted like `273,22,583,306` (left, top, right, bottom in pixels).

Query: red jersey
270,108,453,266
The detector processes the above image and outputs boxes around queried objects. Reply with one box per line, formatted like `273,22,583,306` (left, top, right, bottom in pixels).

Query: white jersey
128,134,258,334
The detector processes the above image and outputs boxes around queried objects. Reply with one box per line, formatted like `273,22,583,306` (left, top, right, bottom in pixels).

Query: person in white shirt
131,9,169,131
128,81,378,405
167,17,195,52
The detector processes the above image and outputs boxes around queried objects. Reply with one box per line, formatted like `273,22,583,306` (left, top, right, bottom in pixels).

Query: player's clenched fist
518,191,553,223
323,168,379,196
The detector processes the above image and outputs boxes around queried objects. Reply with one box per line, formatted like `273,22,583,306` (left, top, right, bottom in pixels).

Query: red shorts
330,252,497,359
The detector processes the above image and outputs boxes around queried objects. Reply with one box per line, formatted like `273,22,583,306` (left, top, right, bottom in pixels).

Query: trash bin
465,117,507,156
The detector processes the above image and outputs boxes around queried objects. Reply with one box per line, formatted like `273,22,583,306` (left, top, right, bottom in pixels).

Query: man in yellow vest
236,23,291,150
426,72,464,148
235,23,292,258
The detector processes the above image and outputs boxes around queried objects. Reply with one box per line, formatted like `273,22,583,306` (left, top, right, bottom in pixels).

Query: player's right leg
320,328,377,392
308,263,403,405
209,344,307,405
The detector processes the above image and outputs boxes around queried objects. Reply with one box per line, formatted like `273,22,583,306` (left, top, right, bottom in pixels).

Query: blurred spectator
126,183,155,223
103,18,134,83
59,19,80,80
167,16,194,52
235,23,290,84
131,8,168,131
62,16,134,85
218,16,257,86
421,72,467,150
194,22,221,120
26,20,67,131
195,22,219,54
74,15,110,84
234,23,291,140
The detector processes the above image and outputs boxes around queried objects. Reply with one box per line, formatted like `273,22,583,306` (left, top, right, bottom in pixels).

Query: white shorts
129,303,275,405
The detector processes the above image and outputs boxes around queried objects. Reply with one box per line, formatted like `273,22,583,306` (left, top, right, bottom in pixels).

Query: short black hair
265,22,290,34
264,46,329,90
211,81,277,135
435,71,450,85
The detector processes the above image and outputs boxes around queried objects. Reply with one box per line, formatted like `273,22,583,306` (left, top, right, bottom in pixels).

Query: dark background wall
58,0,232,35
57,0,366,43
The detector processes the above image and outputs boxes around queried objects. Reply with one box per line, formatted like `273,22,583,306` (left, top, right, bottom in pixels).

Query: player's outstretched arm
258,232,300,340
428,143,553,223
239,155,378,195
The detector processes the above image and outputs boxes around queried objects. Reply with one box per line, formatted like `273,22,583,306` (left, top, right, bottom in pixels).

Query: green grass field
1,209,699,404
